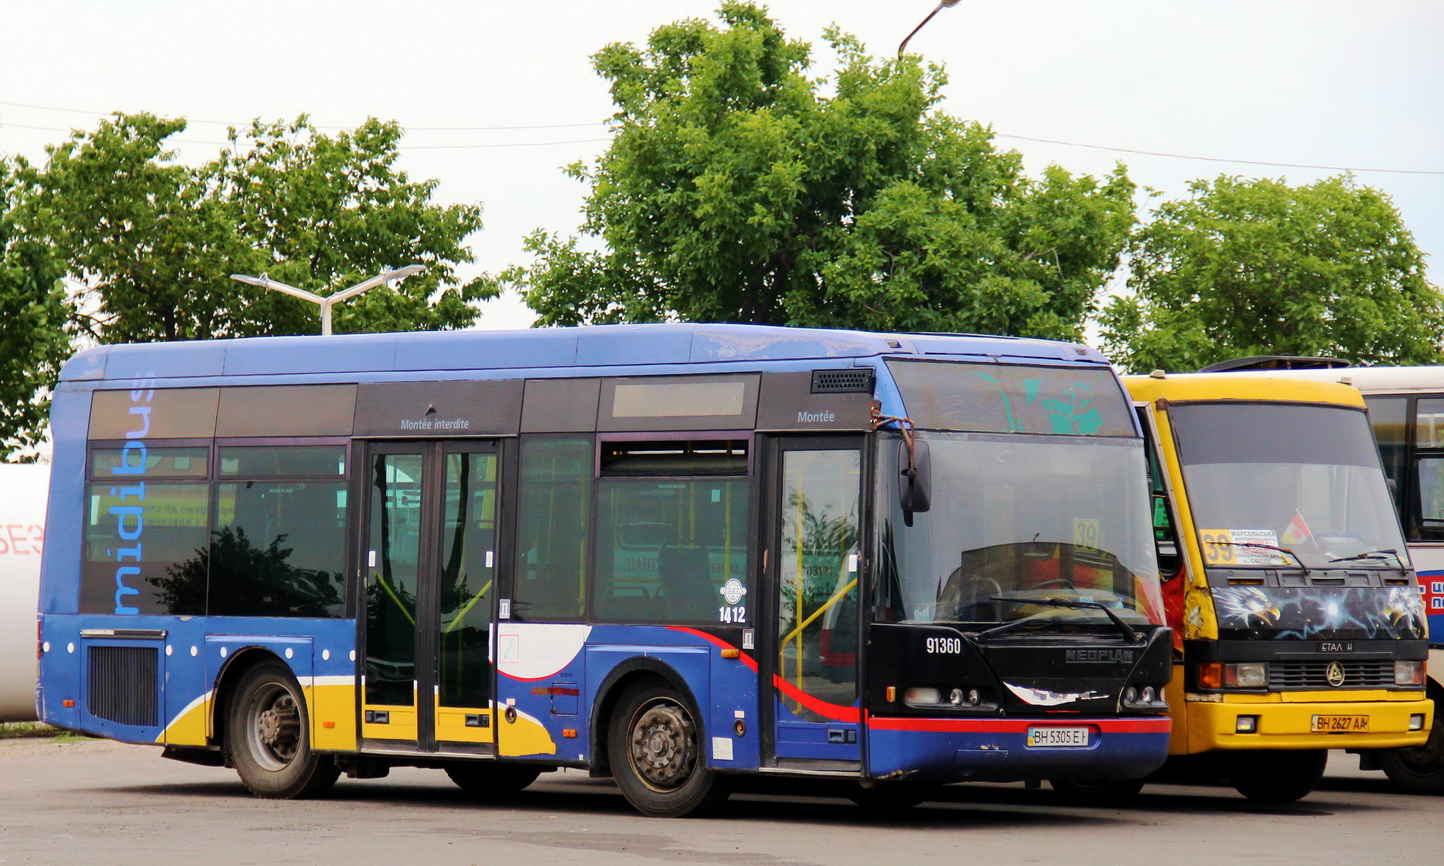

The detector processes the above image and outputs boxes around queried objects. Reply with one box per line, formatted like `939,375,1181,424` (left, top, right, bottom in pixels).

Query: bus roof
1122,371,1366,408
59,323,1108,385
1206,365,1444,395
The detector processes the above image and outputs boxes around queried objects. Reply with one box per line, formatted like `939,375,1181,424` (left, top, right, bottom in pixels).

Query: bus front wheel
1048,777,1147,804
227,661,339,799
1376,687,1444,795
1226,750,1326,803
608,681,730,817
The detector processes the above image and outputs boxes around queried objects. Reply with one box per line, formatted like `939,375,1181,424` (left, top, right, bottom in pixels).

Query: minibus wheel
227,660,339,799
1048,777,1146,804
1376,685,1444,794
608,680,731,817
1226,749,1326,803
445,763,544,797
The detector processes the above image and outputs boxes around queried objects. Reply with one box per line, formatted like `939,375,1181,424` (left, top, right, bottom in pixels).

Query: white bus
0,463,47,722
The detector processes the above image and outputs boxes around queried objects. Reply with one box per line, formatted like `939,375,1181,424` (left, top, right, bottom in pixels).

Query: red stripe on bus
665,627,859,722
771,676,861,723
666,626,760,672
867,717,1171,734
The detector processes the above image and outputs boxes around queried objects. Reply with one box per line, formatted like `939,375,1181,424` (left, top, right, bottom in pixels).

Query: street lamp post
899,0,963,59
229,265,427,336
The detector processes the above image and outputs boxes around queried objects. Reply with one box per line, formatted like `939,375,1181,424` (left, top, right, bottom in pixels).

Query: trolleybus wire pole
230,265,427,336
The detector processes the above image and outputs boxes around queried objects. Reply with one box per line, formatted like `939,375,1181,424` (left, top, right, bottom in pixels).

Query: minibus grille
87,646,159,726
1269,660,1396,689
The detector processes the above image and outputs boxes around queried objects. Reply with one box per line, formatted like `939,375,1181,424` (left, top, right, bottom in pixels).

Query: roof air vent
811,369,875,394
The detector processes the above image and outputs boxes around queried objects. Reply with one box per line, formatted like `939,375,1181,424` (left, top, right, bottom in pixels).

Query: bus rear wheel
1048,777,1147,804
1377,690,1444,794
1226,750,1326,803
227,661,339,799
445,763,544,797
608,681,730,817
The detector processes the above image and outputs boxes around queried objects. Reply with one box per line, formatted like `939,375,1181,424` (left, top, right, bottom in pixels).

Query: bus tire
1048,777,1147,804
1377,686,1444,795
227,661,339,799
608,681,730,817
846,781,939,810
445,763,544,797
1226,750,1326,803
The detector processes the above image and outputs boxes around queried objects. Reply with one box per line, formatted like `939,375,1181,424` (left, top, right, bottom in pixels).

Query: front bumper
867,715,1171,782
1186,694,1432,752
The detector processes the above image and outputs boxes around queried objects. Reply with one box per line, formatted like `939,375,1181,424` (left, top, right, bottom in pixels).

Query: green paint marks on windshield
886,360,1134,436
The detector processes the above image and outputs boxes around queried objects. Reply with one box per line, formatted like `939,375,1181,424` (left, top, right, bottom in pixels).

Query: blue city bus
36,324,1171,816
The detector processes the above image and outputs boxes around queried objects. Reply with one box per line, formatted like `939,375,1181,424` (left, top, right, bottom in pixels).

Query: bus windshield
1170,402,1407,571
877,431,1163,629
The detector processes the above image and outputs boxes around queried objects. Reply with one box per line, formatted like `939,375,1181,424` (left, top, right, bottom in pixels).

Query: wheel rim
246,682,302,771
627,698,697,792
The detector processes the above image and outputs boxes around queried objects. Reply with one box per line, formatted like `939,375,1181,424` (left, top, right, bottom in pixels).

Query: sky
2,0,1440,333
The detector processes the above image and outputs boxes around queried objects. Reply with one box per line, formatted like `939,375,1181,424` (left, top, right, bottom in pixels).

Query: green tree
1099,174,1443,372
25,113,493,343
0,158,72,457
507,3,1135,340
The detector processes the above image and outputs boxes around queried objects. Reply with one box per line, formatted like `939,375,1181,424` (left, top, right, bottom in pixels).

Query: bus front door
360,442,501,755
764,440,864,768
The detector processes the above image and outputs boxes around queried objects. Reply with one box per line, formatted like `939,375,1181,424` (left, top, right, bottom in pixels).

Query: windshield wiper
1215,541,1310,576
981,595,1140,643
1327,549,1404,567
974,611,1064,641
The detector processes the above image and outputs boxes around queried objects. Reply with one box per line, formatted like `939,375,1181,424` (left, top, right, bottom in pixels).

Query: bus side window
1364,396,1410,527
1413,457,1444,541
1137,408,1183,578
513,437,591,620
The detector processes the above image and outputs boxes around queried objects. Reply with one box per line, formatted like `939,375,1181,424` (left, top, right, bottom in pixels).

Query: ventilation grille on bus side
87,645,159,727
811,369,874,394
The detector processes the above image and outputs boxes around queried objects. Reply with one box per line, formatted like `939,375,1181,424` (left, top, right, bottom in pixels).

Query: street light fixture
229,265,427,336
899,0,964,59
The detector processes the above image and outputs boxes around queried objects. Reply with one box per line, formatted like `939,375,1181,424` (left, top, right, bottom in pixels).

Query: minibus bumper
1186,694,1432,752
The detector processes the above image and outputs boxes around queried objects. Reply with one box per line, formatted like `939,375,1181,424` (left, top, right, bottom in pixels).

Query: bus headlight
904,687,941,706
1223,663,1268,688
1395,661,1425,686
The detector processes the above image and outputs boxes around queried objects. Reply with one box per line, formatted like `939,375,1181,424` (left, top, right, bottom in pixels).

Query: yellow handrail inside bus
778,576,858,659
445,580,493,634
372,571,416,627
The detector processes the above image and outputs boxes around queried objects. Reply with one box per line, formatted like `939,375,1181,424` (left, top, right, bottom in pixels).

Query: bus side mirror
899,439,931,514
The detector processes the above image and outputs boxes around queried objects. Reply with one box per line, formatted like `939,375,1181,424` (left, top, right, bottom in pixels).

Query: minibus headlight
1395,660,1425,686
1223,663,1268,688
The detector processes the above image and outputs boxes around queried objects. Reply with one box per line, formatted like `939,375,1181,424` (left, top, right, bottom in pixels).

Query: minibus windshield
1170,402,1407,571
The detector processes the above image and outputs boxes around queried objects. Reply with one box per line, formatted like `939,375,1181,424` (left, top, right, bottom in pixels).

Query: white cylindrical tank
0,464,47,722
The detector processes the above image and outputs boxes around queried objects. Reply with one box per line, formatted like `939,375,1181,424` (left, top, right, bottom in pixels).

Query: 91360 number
926,636,962,654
